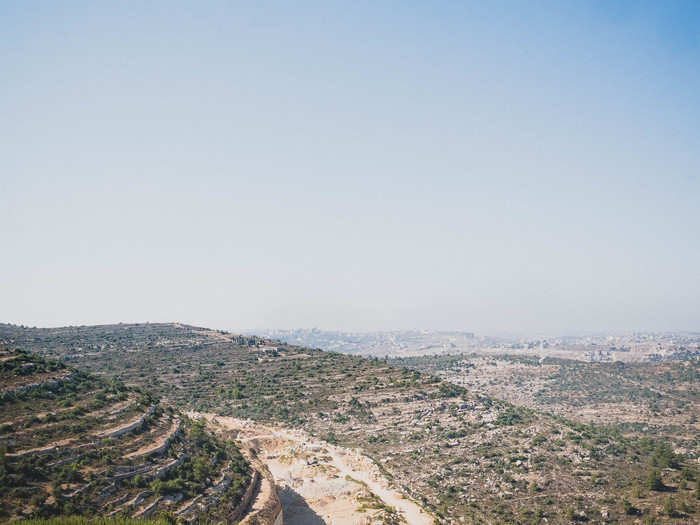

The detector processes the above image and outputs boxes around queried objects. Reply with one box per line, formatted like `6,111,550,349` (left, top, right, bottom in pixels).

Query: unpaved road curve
192,413,434,525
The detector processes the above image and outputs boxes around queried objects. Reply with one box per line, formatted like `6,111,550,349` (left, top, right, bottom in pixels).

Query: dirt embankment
239,463,283,525
193,412,434,525
186,412,283,525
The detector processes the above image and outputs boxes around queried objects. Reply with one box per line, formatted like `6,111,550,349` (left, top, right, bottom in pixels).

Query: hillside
2,323,700,524
0,346,251,524
392,353,700,456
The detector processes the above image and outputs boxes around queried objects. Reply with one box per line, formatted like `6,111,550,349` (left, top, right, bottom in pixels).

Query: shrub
681,466,696,481
662,497,676,517
57,463,83,483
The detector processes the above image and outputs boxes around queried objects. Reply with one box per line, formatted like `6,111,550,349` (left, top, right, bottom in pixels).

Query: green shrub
646,469,664,491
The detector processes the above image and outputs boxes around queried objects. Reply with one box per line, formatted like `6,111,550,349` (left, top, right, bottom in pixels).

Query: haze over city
2,1,699,335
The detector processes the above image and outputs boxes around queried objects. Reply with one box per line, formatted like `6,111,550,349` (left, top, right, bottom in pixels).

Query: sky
1,1,699,336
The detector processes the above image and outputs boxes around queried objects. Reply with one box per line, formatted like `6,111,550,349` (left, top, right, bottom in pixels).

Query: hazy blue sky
2,1,699,335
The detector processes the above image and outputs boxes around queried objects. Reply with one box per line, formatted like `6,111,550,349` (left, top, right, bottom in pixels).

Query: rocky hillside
2,323,700,524
0,347,251,523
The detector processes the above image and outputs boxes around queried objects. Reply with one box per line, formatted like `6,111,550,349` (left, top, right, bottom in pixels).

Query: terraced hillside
0,347,251,523
393,353,700,457
2,323,700,524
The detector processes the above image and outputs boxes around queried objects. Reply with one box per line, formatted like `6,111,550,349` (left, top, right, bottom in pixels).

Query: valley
1,322,700,524
195,413,433,525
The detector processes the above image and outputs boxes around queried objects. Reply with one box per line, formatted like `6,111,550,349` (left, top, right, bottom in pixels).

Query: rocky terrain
2,323,700,524
195,413,431,525
394,353,700,457
0,347,252,524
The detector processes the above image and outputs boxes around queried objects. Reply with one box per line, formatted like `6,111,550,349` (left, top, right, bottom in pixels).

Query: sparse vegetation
0,346,250,523
2,322,699,524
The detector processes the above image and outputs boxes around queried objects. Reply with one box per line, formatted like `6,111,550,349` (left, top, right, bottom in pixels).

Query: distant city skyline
238,326,700,340
2,2,699,334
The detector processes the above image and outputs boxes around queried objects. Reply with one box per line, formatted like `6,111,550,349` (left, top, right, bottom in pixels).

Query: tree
662,497,676,517
652,443,680,469
646,469,664,491
681,466,695,481
192,456,210,481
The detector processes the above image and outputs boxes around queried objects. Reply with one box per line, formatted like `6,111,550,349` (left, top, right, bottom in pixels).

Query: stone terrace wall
238,459,283,525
